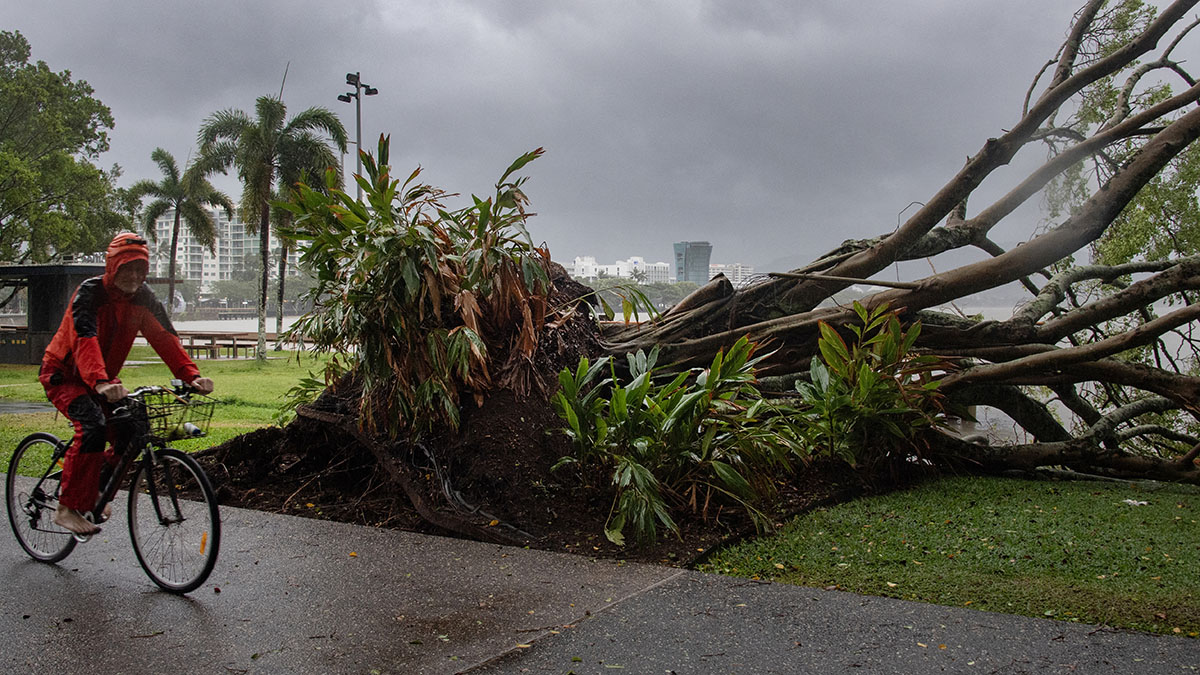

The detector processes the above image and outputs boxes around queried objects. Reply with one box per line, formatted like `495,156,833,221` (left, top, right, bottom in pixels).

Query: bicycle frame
16,392,186,532
92,400,186,528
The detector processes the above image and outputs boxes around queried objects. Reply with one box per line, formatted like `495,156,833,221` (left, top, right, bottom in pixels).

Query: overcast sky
6,1,1115,271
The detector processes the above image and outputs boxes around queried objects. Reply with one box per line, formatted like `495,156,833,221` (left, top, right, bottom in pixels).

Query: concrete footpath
2,502,1197,674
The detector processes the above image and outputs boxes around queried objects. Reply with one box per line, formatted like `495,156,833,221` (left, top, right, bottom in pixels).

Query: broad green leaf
711,460,754,500
604,513,626,546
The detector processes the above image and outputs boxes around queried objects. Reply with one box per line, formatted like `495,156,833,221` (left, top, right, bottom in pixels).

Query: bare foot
53,505,100,536
97,502,112,523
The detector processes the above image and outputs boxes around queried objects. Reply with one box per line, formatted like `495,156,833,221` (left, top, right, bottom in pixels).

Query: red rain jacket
41,233,200,389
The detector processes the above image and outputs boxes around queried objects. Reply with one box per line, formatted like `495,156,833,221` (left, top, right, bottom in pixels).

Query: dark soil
194,266,866,567
197,398,861,567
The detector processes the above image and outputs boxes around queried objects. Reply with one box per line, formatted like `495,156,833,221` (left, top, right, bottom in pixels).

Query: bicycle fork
137,447,188,527
89,441,140,525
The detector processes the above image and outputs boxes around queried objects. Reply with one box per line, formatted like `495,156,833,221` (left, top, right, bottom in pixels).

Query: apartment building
149,207,296,291
565,255,671,283
708,262,756,287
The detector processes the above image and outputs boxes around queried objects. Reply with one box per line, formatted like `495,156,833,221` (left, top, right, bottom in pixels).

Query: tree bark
257,202,269,363
168,208,181,318
275,242,287,350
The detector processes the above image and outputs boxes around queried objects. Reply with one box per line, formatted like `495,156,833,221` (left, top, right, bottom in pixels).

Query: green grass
1,346,330,457
699,475,1200,637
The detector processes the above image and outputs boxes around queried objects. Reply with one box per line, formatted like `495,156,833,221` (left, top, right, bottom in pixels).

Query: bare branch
1116,425,1199,446
1105,18,1200,129
947,384,1071,442
931,428,1200,484
942,303,1200,391
1033,257,1200,340
1051,384,1103,427
1049,0,1108,90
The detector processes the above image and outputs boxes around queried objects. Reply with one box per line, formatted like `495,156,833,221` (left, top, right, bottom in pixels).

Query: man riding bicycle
39,232,214,536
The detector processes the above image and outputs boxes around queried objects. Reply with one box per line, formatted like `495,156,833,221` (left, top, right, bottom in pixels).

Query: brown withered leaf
423,268,443,322
515,303,537,355
456,290,482,336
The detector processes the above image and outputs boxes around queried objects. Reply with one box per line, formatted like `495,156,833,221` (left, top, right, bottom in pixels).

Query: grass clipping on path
700,475,1200,636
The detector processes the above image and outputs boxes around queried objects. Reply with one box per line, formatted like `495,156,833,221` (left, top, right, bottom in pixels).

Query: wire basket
143,391,215,442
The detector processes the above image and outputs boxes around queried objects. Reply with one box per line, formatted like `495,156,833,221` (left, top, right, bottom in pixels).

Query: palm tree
197,96,347,360
272,130,345,347
129,148,233,316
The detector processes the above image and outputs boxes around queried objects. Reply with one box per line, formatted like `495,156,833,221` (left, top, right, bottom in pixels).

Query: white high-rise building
149,207,297,291
566,255,600,279
709,262,756,287
618,256,671,284
566,255,671,284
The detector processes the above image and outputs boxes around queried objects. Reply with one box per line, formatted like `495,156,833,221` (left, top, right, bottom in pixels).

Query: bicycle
5,380,221,594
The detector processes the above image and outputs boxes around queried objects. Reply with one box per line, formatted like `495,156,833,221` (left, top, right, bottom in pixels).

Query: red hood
103,232,150,291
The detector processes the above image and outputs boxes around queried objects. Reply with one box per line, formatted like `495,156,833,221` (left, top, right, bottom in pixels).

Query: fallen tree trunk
593,1,1200,486
214,2,1200,550
933,432,1200,484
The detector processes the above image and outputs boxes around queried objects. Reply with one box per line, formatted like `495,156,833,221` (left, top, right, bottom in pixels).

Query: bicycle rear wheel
127,448,220,593
6,433,77,563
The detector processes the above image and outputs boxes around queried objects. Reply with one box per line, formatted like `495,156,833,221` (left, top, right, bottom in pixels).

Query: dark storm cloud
6,0,1083,269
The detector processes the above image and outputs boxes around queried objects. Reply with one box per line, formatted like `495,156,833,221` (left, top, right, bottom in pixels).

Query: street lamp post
337,71,378,200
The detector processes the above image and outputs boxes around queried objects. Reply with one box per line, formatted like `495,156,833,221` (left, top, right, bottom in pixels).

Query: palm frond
127,179,167,203
148,147,181,184
253,96,288,136
138,198,172,237
197,108,253,148
177,201,219,253
284,107,349,151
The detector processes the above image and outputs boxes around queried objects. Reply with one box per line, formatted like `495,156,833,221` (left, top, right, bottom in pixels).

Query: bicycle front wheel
127,448,220,593
6,433,77,563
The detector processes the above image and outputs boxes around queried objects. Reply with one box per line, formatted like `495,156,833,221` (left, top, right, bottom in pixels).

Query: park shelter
0,263,105,364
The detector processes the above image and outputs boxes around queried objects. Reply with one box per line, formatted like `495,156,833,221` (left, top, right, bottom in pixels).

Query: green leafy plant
270,369,342,427
795,301,950,475
276,135,552,437
552,336,798,546
573,281,660,324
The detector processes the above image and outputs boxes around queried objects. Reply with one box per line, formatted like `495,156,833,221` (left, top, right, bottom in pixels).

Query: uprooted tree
602,0,1200,483
206,0,1200,548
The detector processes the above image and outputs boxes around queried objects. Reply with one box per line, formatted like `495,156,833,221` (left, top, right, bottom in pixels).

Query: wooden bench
179,331,305,358
180,332,257,359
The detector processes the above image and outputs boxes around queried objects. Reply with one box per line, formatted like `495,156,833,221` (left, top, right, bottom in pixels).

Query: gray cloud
7,0,1100,270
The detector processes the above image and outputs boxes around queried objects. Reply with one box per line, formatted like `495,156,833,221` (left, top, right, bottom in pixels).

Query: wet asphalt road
2,497,1198,674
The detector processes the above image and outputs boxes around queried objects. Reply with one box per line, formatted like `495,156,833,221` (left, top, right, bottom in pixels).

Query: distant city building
566,256,600,280
149,207,297,292
566,255,671,284
634,258,673,284
613,256,671,284
673,241,712,284
709,262,756,287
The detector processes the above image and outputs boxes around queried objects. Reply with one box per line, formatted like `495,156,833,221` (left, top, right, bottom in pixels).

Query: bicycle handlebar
127,379,199,399
110,380,201,420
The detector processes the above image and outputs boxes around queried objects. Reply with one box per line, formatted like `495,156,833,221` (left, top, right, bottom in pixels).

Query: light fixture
337,71,379,200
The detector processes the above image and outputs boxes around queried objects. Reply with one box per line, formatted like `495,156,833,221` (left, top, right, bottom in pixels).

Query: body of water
172,316,300,333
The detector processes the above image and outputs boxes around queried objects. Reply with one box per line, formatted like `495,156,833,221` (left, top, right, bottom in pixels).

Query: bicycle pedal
72,512,101,542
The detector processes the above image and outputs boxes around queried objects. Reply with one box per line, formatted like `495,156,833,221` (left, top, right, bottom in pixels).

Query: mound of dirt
195,267,862,566
198,395,858,566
